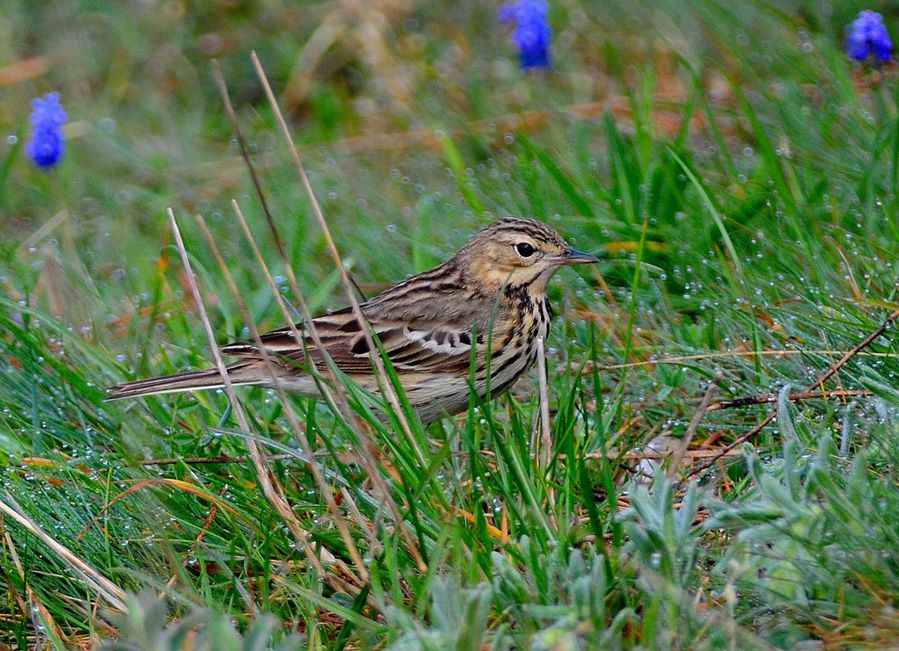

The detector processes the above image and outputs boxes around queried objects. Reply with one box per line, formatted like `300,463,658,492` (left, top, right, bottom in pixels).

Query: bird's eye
515,242,536,257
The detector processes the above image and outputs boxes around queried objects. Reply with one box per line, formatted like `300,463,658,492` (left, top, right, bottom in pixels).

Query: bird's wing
220,306,486,376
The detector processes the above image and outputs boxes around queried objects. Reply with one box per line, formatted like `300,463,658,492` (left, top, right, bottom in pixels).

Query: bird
108,218,598,423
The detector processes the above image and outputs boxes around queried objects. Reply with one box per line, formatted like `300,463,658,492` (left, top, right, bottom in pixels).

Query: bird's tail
106,362,261,400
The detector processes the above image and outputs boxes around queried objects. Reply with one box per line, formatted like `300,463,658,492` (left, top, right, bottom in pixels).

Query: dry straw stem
341,486,382,558
534,336,558,533
666,372,722,479
194,212,367,586
228,201,350,431
219,54,423,573
211,62,289,278
536,336,552,470
3,516,101,648
228,201,415,591
169,485,227,593
216,62,331,384
138,453,295,466
213,63,367,441
0,493,126,610
585,348,897,372
251,50,426,571
250,50,425,468
76,477,240,543
229,193,418,591
219,59,368,428
583,449,743,460
2,527,29,616
166,208,327,575
216,63,402,577
162,485,231,595
706,388,873,412
690,307,899,477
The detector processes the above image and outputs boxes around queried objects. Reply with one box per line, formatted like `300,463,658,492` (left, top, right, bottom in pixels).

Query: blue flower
499,0,552,70
845,10,893,63
26,92,67,170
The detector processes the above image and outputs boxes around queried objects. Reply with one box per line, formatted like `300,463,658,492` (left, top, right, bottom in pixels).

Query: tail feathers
106,362,261,401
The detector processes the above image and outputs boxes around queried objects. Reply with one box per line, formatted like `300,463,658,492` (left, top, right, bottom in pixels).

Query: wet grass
0,0,897,648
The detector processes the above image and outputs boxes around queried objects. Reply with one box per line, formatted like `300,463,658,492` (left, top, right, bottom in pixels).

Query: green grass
1,0,898,648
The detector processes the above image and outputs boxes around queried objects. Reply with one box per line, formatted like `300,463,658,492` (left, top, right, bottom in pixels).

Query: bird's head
456,218,598,293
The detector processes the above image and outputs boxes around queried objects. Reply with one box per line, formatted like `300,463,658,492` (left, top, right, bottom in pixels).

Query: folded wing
220,306,488,376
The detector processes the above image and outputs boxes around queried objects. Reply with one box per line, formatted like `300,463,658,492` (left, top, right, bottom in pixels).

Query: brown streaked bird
108,218,598,423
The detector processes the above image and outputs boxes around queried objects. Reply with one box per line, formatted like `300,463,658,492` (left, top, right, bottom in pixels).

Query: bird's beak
550,247,599,265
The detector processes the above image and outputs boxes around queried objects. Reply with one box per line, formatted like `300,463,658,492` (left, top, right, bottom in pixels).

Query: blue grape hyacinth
26,92,67,170
846,10,893,63
499,0,552,70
